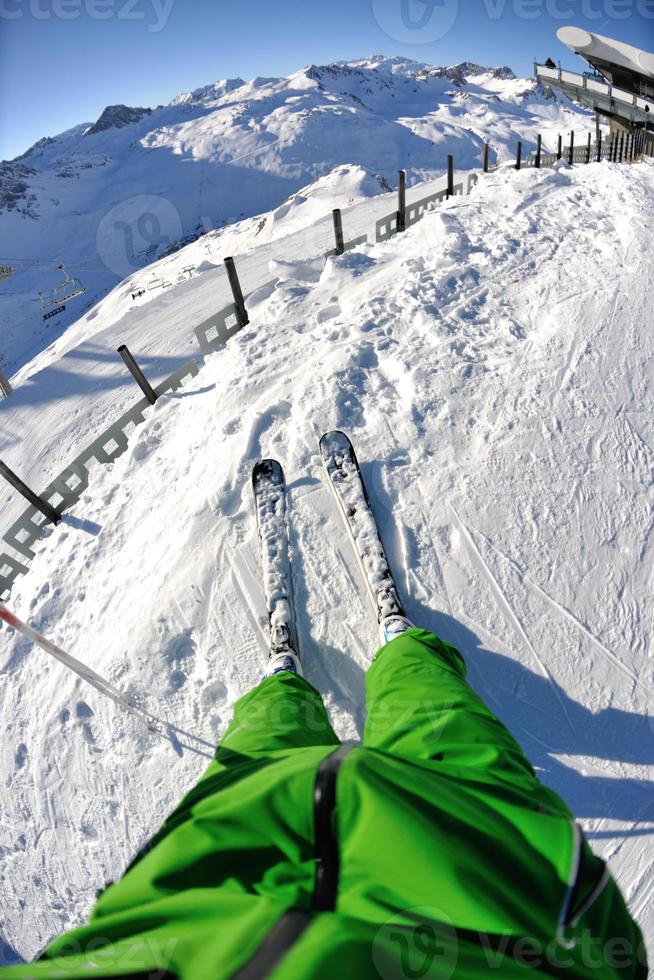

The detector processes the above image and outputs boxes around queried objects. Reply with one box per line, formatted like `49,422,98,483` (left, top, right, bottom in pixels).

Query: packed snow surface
1,158,653,963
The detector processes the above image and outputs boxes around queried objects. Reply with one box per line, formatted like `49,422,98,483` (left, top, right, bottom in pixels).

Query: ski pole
0,602,166,736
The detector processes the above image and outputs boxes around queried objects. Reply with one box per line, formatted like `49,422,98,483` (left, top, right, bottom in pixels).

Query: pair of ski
252,430,405,663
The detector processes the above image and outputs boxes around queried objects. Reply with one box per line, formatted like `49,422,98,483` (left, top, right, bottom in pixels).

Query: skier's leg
217,670,340,757
363,628,540,791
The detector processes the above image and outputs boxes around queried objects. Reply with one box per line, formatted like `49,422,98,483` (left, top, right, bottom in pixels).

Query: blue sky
1,0,652,159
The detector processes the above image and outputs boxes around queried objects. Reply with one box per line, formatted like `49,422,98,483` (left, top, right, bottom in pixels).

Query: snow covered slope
1,157,652,963
0,56,592,378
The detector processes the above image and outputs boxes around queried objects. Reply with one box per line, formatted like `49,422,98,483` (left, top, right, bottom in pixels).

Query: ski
252,459,299,658
319,430,405,622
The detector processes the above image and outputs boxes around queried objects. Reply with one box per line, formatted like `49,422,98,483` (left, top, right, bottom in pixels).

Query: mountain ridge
0,53,591,378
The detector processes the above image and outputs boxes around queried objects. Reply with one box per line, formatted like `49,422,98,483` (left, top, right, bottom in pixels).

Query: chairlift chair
39,292,66,320
51,263,85,304
147,271,172,290
175,266,194,284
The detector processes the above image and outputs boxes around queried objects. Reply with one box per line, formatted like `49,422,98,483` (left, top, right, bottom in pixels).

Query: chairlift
51,263,85,304
147,271,172,291
39,291,66,320
175,265,195,284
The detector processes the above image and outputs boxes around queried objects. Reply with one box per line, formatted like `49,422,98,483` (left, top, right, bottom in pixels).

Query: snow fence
0,131,648,601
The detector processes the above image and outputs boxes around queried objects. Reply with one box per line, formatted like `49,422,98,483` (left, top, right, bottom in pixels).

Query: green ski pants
215,627,538,791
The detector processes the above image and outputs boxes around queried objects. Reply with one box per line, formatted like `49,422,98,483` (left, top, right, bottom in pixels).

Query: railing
535,64,653,122
0,129,649,600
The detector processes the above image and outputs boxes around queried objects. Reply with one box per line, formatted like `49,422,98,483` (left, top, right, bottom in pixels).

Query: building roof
557,26,654,91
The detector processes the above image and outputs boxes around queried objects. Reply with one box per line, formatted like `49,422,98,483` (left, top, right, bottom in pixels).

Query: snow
1,147,653,962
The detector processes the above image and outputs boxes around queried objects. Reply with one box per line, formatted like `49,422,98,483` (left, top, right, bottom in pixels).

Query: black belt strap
231,910,313,980
313,745,351,911
231,744,352,978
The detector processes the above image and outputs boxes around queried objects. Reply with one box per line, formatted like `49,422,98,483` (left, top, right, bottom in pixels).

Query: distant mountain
0,55,591,374
85,104,152,136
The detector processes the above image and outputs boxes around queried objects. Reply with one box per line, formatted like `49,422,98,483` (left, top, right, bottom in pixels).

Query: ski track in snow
1,159,653,960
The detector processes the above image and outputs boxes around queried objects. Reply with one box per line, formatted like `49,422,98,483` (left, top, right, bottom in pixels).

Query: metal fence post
332,208,345,255
396,170,406,232
446,155,454,198
535,134,542,169
0,461,60,525
586,133,592,163
618,134,624,162
224,256,249,328
568,131,575,165
117,345,157,405
0,368,12,398
483,143,489,173
557,134,562,160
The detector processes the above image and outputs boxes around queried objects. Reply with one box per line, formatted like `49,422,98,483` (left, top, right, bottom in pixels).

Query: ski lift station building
535,27,654,147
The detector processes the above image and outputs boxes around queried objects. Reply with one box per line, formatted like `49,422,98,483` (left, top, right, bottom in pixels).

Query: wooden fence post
0,461,60,525
446,155,454,198
224,256,249,328
0,368,12,398
332,209,345,255
397,170,406,232
568,131,575,165
117,345,157,405
483,143,490,173
557,134,562,160
535,134,542,169
515,141,522,170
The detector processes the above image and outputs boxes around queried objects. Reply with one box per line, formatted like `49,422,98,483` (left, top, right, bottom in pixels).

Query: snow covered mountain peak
169,77,248,107
86,104,153,136
1,53,592,378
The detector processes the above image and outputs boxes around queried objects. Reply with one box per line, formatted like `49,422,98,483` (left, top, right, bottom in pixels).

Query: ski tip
319,429,353,453
252,459,285,487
